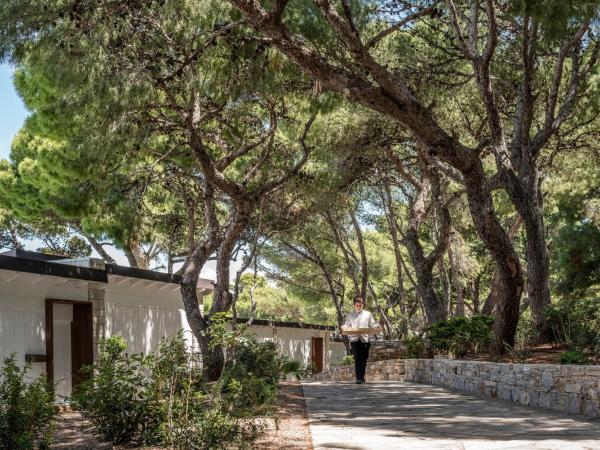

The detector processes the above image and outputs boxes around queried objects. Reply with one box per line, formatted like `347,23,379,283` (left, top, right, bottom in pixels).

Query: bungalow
0,250,345,399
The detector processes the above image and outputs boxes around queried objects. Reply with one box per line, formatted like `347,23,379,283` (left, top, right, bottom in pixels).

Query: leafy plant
336,355,355,367
71,344,162,445
515,310,536,347
71,332,264,449
504,342,532,363
401,334,427,359
545,295,600,353
427,316,494,357
559,350,590,365
221,338,298,412
0,354,55,450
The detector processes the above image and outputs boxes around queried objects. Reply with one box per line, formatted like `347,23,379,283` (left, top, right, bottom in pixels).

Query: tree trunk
448,237,465,317
471,273,481,314
463,164,523,354
505,167,550,340
405,227,446,324
349,208,368,303
524,211,550,331
381,184,408,335
80,231,117,265
203,207,251,380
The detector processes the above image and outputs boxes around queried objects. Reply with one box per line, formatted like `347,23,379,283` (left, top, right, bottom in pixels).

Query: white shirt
343,309,378,343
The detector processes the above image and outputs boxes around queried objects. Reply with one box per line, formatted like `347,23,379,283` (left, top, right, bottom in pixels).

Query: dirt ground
51,380,313,450
255,381,313,450
463,343,569,364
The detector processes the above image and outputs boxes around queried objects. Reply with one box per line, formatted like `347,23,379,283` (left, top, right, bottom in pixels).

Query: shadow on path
302,381,600,450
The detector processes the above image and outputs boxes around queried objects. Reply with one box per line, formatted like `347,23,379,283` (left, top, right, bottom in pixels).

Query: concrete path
301,381,600,450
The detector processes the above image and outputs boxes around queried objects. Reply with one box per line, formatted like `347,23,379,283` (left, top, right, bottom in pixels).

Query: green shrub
504,342,532,363
0,354,55,450
427,316,494,357
515,310,536,346
545,296,600,353
401,334,427,358
221,339,295,412
71,345,163,445
559,350,590,365
336,355,354,366
72,332,263,449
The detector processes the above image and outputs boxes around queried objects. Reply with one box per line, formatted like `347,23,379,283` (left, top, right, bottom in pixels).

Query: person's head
353,296,364,312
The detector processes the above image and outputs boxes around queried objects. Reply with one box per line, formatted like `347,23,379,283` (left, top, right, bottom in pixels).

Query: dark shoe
355,380,363,384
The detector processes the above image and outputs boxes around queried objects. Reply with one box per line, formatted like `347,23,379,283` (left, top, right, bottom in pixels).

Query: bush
71,339,163,445
336,355,354,367
427,316,494,357
72,332,262,449
221,339,297,412
515,310,536,347
559,350,590,365
545,296,600,353
0,354,55,450
401,334,427,359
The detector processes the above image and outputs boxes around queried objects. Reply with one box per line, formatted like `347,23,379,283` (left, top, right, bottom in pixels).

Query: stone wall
404,358,600,418
312,359,405,382
370,340,405,362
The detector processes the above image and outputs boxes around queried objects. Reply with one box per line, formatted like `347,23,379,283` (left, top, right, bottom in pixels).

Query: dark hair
353,296,364,305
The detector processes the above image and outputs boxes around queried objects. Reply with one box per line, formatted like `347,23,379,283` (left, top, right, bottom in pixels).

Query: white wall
104,278,199,354
0,271,338,383
106,281,336,369
329,341,348,365
0,270,88,381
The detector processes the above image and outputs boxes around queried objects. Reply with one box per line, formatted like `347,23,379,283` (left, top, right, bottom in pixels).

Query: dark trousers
350,340,370,381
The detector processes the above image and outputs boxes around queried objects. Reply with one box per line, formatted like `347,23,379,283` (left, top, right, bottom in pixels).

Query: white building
0,250,345,399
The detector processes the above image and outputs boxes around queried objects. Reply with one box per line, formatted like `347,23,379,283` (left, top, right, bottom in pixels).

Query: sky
0,63,225,279
0,63,27,160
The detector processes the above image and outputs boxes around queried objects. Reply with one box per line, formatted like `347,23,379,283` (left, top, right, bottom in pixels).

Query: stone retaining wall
370,340,405,362
312,359,406,382
404,358,600,418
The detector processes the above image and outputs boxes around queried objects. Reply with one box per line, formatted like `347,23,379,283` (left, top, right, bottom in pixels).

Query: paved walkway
301,381,600,450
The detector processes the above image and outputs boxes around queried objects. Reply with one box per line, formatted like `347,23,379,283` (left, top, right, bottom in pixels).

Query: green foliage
554,222,600,293
504,342,532,363
559,350,590,365
221,338,301,411
72,333,261,449
71,344,162,445
336,355,355,367
545,295,600,353
401,334,428,359
0,354,55,450
515,310,536,347
427,316,494,357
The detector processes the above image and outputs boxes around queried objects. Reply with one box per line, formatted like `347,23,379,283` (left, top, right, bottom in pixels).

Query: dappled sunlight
302,381,600,448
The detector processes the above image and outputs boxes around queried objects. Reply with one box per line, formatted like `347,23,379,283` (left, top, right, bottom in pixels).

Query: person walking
341,296,381,384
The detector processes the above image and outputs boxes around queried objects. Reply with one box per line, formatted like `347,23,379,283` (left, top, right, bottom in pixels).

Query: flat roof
235,317,335,331
0,250,213,289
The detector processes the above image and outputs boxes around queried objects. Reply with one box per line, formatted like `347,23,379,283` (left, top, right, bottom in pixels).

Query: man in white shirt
341,296,380,384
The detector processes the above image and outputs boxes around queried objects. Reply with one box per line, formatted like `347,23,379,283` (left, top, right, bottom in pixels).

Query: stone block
542,372,554,390
584,400,599,417
567,393,582,414
565,384,582,393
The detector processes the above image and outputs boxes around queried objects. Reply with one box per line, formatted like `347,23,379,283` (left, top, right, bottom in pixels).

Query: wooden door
311,337,324,373
71,303,93,389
